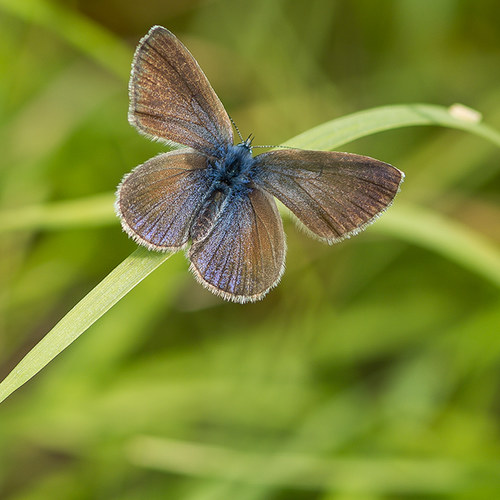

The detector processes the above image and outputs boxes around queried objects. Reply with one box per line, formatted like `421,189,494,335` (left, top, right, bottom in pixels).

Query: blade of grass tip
0,247,171,404
284,103,500,150
373,203,500,288
0,0,131,80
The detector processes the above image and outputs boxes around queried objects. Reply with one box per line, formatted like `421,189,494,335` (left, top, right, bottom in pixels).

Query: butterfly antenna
252,144,296,149
229,114,245,143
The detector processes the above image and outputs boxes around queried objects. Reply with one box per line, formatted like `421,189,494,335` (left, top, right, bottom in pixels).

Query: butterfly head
237,134,254,151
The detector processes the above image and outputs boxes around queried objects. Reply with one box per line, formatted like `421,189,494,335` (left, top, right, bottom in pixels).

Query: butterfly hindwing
188,188,286,303
116,150,212,250
129,26,233,157
254,149,403,242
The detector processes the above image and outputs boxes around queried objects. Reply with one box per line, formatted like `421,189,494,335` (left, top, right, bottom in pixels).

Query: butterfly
116,26,404,303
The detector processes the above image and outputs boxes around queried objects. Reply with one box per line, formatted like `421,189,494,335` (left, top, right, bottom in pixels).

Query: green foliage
0,1,499,499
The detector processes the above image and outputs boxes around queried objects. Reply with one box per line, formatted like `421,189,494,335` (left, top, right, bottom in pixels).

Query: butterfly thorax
209,143,255,195
190,143,256,242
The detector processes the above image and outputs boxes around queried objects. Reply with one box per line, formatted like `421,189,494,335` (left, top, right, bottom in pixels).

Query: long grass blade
2,104,499,232
373,204,500,288
0,247,171,404
1,103,499,404
285,103,500,150
0,0,130,79
0,193,115,233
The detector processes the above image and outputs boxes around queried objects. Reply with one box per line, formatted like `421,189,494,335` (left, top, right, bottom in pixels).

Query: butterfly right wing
254,149,403,243
116,150,212,250
129,26,233,157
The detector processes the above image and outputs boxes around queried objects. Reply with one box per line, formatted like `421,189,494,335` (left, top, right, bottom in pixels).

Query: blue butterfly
116,26,404,303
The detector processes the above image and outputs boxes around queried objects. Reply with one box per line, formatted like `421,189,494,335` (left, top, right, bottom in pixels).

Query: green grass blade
125,435,500,494
0,247,171,404
0,193,115,233
1,102,499,404
373,204,500,288
2,103,499,232
0,0,130,79
285,103,500,150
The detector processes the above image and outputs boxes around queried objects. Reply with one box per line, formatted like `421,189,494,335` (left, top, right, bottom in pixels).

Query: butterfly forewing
116,150,212,250
254,150,403,242
188,188,286,303
129,26,233,157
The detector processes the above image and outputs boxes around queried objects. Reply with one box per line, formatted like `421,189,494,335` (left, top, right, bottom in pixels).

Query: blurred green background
1,0,500,498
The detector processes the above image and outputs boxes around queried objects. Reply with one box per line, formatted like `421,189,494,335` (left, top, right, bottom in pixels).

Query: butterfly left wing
129,26,233,157
254,150,403,242
116,150,212,250
188,188,286,303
